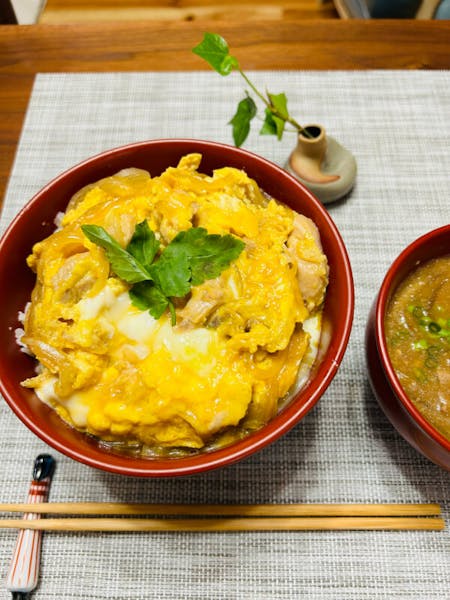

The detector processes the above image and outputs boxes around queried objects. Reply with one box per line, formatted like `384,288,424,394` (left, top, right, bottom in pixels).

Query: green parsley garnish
81,222,245,325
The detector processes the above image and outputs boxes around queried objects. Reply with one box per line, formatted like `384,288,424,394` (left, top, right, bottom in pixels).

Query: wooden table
1,20,450,205
39,0,339,23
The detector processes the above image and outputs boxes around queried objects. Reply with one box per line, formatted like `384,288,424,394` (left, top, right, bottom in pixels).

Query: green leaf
157,227,245,287
229,96,257,147
126,220,159,269
83,223,245,326
149,255,191,298
81,225,151,284
268,93,288,139
192,32,239,76
259,108,278,136
189,234,245,285
268,92,289,120
259,108,285,140
272,114,286,140
129,281,169,320
192,33,303,145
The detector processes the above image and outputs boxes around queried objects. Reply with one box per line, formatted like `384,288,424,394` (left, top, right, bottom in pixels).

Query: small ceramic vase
284,124,357,205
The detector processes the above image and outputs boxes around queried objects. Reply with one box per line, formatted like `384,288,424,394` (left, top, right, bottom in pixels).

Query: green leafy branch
82,222,244,325
192,32,311,147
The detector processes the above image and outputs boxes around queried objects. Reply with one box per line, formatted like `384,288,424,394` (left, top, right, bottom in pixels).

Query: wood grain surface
1,19,450,204
40,0,339,22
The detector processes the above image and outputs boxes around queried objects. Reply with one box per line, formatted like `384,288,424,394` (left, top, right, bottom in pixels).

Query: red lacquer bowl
366,224,450,470
0,139,354,476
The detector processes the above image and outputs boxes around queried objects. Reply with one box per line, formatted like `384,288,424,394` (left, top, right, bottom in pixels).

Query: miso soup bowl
365,224,450,471
0,139,354,477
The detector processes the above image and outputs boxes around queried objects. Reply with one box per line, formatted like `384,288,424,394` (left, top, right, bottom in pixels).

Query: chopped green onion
412,339,428,350
424,357,438,369
426,345,440,359
428,321,441,333
412,306,426,319
419,317,431,327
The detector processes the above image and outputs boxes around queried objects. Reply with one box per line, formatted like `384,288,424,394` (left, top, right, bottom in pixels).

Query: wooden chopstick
0,503,444,531
0,502,442,517
0,516,445,532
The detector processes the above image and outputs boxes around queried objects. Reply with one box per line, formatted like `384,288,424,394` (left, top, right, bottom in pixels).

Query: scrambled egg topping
20,154,328,453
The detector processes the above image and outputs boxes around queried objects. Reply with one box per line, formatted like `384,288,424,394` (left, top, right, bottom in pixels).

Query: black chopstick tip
32,454,56,482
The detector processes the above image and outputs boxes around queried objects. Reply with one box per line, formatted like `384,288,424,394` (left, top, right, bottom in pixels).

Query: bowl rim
0,138,354,476
375,223,450,453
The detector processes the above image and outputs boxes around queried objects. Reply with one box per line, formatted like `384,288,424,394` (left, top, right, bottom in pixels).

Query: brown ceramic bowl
0,139,354,476
366,224,450,471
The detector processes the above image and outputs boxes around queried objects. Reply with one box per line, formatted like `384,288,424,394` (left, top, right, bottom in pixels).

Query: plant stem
238,68,313,138
238,68,268,107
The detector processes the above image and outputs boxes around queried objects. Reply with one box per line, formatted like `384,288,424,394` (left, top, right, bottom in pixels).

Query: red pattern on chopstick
6,478,51,593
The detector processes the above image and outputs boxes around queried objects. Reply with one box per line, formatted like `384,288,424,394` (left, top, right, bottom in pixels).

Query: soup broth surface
385,255,450,440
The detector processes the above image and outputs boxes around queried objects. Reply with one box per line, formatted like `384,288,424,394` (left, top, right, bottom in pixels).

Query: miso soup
385,255,450,441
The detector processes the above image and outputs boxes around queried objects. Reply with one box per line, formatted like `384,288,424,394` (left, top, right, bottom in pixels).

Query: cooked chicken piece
286,213,329,312
178,279,225,327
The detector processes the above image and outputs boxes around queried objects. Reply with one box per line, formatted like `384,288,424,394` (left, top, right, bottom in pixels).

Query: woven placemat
0,71,449,599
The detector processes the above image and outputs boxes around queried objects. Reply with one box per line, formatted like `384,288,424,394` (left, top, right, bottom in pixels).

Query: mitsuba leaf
126,220,159,269
148,255,191,298
157,227,245,286
188,233,245,285
81,224,151,284
83,222,245,326
229,96,257,147
129,281,169,321
192,32,239,76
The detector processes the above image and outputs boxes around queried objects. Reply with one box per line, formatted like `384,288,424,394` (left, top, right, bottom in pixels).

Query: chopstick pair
0,502,445,532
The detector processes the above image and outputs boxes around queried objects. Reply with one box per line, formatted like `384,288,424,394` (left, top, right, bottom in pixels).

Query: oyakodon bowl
0,139,354,477
365,224,450,471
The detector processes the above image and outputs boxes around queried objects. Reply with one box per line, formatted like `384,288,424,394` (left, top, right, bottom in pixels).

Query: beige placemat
0,71,449,600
